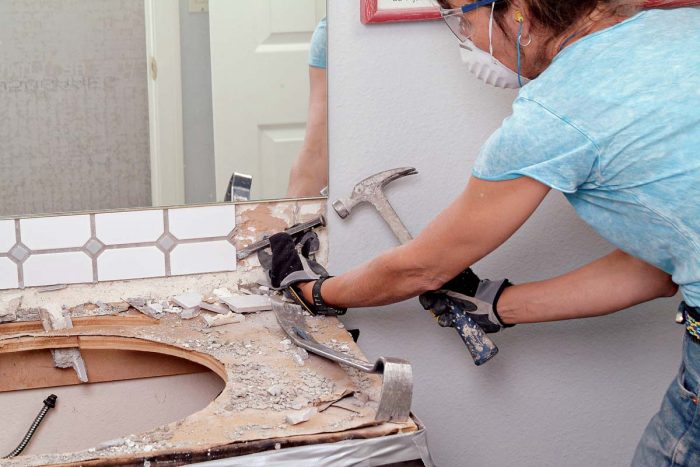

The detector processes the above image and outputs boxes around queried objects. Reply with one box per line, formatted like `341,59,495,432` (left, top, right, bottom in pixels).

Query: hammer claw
332,167,418,243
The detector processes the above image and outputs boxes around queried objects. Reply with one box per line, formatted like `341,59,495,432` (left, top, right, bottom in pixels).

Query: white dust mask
458,4,529,89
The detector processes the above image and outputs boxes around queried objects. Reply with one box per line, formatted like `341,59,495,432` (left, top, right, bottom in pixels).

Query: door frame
144,0,186,206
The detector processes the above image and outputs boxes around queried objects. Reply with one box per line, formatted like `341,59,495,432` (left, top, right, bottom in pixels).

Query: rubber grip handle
445,301,499,366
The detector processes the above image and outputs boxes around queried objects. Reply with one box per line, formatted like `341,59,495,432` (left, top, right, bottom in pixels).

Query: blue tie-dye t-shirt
309,17,327,69
473,8,700,306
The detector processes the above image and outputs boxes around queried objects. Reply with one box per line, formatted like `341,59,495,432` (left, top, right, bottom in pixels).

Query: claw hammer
332,167,499,366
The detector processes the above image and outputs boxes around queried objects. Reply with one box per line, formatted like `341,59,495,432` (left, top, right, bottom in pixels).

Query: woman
272,1,700,464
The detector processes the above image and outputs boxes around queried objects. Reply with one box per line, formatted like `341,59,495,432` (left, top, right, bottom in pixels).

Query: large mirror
0,0,328,219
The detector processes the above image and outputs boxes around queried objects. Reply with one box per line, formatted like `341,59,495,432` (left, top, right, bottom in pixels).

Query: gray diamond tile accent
157,233,177,252
83,238,105,256
8,243,30,263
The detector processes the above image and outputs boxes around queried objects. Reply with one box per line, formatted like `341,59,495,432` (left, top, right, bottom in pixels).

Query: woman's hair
492,0,643,39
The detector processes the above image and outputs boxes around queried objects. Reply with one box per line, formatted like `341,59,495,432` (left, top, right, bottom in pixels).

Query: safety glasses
439,0,500,42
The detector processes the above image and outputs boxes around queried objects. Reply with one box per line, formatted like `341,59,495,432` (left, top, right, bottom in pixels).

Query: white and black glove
419,268,513,334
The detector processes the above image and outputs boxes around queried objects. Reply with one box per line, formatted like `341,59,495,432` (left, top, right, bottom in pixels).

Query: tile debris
0,293,22,323
221,294,272,314
285,407,317,425
203,312,245,328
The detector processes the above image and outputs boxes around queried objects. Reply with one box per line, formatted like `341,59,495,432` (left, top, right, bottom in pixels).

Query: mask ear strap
488,2,495,58
517,19,524,87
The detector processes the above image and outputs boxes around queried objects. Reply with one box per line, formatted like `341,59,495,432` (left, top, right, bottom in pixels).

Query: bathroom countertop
0,304,416,467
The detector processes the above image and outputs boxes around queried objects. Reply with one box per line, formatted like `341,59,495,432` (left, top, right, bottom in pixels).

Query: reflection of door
209,0,326,201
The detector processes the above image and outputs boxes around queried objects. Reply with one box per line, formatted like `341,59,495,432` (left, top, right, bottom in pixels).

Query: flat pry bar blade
272,299,413,422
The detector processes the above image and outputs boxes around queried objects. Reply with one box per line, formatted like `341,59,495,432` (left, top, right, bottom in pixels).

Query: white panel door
210,0,326,201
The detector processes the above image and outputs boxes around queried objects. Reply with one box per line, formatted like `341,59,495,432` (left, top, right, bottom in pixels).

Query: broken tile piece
171,292,203,310
128,299,162,319
39,304,88,383
146,302,163,315
40,304,72,330
212,288,234,301
200,302,229,315
0,293,22,323
285,407,317,425
164,305,182,314
292,348,310,366
221,294,272,313
202,312,245,328
180,308,200,319
278,338,292,352
52,349,89,383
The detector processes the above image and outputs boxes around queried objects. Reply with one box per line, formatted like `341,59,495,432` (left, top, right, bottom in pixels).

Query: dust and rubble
0,281,392,467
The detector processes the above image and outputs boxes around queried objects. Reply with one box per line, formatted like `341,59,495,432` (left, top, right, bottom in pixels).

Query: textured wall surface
327,4,683,466
0,0,150,218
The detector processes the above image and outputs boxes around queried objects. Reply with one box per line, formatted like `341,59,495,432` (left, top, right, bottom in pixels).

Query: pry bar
236,215,326,261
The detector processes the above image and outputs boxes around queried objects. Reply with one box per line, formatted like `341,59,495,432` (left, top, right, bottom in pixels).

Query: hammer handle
444,299,499,366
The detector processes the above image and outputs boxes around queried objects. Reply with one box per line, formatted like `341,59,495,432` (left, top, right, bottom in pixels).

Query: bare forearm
286,67,328,198
308,244,436,308
299,177,551,308
287,143,328,198
497,250,678,324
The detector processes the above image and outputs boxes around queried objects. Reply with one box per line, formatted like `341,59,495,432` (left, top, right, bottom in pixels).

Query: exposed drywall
327,4,683,466
0,0,151,218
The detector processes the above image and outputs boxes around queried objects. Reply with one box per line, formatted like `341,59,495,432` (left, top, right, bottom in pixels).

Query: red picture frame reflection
361,0,441,24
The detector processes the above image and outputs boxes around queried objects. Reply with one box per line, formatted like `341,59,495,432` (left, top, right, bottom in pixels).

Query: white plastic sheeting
190,428,434,467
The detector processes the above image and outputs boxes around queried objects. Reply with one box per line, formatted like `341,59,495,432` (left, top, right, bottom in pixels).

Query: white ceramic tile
23,252,93,287
0,258,19,290
95,210,164,245
170,241,236,276
20,215,91,250
168,205,236,240
0,220,16,253
97,247,165,281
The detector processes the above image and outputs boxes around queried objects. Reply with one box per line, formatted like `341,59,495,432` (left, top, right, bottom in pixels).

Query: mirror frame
360,0,440,24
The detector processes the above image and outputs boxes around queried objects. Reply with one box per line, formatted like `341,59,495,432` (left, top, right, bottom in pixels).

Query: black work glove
266,232,346,316
267,232,319,289
419,268,513,334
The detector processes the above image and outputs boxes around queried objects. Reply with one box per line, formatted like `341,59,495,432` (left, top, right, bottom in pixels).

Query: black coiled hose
3,394,58,459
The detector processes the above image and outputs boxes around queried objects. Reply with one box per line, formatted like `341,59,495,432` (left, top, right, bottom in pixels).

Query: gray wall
327,4,683,466
0,0,151,218
179,0,217,204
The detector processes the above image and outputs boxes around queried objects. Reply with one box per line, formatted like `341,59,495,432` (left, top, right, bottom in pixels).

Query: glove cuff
475,279,514,329
490,280,514,328
312,276,347,316
286,276,347,317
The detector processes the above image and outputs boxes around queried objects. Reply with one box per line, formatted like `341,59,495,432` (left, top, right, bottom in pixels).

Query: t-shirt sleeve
308,17,327,69
472,97,600,193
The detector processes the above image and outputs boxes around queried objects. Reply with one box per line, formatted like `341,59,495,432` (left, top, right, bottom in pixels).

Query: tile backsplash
0,205,239,290
0,199,327,291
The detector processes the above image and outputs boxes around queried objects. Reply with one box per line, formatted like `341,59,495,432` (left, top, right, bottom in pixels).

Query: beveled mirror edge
0,196,327,222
